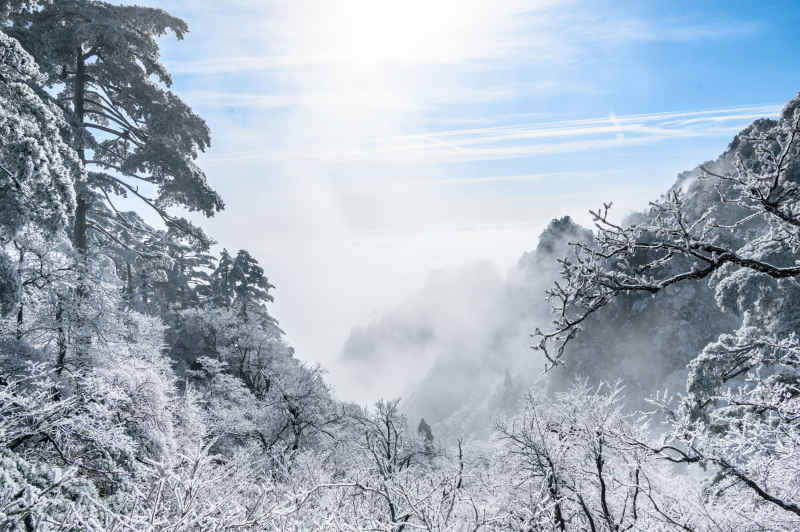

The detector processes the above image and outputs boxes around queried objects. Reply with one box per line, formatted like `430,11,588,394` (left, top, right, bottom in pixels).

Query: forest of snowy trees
2,1,800,530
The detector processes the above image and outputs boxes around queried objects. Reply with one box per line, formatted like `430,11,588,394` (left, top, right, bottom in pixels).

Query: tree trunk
72,46,87,252
74,195,88,252
70,47,93,363
55,297,67,375
15,245,24,340
125,261,134,303
15,304,23,341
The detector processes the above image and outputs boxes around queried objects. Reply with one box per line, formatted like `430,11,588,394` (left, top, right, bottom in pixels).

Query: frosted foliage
4,2,800,529
534,94,800,529
7,0,222,251
0,251,18,316
497,383,705,531
0,30,78,243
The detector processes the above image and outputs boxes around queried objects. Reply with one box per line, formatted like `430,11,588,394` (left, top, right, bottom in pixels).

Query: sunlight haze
140,0,795,400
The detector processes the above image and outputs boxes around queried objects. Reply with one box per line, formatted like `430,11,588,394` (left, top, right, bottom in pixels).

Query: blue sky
132,0,800,380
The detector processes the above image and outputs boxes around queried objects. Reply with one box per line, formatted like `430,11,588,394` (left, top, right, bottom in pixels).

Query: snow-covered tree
7,0,222,253
0,29,79,245
537,94,800,529
497,382,704,531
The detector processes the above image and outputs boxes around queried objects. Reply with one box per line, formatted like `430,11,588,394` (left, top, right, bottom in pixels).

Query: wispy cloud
565,17,760,46
201,104,780,165
376,105,779,162
182,83,531,111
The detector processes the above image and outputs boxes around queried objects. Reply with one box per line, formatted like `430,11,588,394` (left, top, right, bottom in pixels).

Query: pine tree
7,0,223,254
231,249,274,323
417,417,434,443
206,248,234,309
203,249,277,327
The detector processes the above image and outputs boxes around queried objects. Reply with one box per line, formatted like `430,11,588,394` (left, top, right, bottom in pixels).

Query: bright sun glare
290,0,539,68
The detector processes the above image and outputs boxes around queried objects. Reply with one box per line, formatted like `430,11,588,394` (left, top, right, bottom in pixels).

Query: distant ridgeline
346,113,788,441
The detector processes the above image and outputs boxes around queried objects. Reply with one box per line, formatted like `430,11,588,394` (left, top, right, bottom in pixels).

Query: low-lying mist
332,217,595,440
333,155,745,442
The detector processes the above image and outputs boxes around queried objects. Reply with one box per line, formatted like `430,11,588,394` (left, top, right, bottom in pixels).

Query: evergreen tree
7,0,223,254
203,249,276,327
417,417,433,442
231,249,274,323
417,417,434,455
105,212,213,317
206,248,234,309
